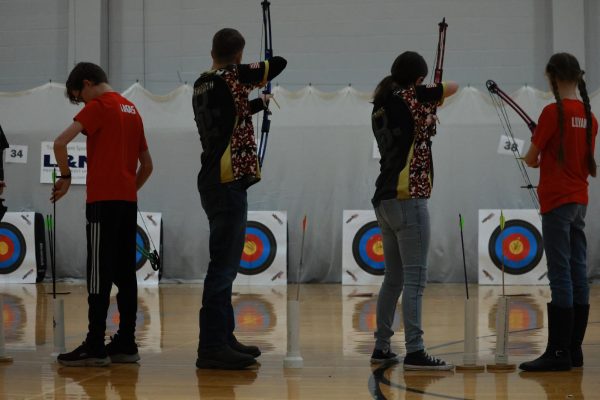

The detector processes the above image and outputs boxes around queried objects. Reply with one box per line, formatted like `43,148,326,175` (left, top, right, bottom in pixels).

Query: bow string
486,79,540,212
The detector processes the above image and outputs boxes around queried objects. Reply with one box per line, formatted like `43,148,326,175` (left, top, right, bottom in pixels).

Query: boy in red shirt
521,53,597,372
52,62,153,366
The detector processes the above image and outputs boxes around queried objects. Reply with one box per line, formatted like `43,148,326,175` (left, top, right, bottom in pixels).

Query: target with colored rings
239,221,277,275
0,222,27,275
488,219,543,275
136,226,150,271
352,221,385,276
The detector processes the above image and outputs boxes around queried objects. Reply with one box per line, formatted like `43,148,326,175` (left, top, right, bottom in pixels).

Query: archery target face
239,221,277,276
0,212,38,283
0,222,26,275
352,221,385,276
478,209,548,285
488,220,543,275
136,212,162,285
234,211,287,286
343,210,385,285
136,226,150,271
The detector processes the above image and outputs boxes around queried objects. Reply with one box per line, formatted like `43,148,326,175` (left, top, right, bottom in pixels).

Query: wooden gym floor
0,283,598,399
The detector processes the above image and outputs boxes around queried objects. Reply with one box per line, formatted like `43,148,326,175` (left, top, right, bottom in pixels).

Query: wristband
58,174,72,179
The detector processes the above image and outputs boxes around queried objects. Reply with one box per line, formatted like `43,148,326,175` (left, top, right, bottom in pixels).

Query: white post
494,296,510,365
283,299,303,368
463,297,479,365
52,298,66,356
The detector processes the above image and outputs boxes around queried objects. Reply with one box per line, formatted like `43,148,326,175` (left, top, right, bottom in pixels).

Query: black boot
519,303,573,372
230,335,261,358
196,345,256,370
571,303,589,367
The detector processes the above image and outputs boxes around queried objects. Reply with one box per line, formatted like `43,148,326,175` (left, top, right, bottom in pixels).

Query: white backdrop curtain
1,83,599,282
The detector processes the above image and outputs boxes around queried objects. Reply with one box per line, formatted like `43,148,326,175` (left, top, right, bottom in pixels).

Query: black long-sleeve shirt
192,56,287,189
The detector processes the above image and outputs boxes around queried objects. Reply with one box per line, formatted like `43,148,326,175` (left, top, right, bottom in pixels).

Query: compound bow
486,79,539,211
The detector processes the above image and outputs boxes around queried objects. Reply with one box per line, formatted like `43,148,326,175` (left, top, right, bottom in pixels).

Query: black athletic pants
85,201,138,347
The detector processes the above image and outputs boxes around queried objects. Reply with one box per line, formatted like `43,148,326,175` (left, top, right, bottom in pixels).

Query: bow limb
434,18,448,84
258,0,273,168
0,125,9,221
486,80,537,134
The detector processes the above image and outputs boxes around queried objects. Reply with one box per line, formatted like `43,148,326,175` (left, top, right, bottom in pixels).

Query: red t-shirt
74,92,148,203
532,99,597,213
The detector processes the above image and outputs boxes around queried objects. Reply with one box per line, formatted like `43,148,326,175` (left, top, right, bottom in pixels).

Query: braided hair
545,53,596,177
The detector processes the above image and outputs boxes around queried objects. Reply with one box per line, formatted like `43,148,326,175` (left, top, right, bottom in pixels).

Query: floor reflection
232,287,286,354
106,286,162,352
343,286,401,356
57,364,140,399
480,288,546,356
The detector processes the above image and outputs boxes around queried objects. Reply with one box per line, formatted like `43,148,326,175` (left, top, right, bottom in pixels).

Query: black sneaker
106,334,140,363
403,350,454,371
370,348,400,364
196,345,257,370
230,336,261,358
57,341,111,367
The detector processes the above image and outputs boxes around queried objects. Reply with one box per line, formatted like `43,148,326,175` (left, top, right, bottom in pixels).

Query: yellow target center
508,238,524,255
372,241,384,256
244,240,257,256
0,242,8,256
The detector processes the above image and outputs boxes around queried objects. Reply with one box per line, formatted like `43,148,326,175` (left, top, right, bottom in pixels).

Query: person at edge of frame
192,28,287,370
370,51,458,370
51,62,153,367
520,52,597,372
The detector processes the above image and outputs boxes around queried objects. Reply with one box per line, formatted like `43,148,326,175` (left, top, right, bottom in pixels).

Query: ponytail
373,76,398,106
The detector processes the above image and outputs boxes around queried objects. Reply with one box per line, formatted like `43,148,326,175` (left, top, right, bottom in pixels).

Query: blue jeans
374,198,429,353
198,180,248,350
542,203,589,308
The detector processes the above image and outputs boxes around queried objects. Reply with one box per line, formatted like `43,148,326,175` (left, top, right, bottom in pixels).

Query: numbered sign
6,145,28,164
497,135,525,156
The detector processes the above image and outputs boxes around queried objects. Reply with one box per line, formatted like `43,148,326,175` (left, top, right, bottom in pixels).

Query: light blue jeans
374,198,429,354
542,203,589,308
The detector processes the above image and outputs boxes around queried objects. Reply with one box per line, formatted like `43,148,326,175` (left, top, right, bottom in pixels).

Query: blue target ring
0,223,26,274
135,226,150,271
352,221,385,275
488,219,543,275
239,221,277,275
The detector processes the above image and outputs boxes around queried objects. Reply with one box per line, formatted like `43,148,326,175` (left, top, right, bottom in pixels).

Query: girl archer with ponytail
521,53,597,372
370,51,458,370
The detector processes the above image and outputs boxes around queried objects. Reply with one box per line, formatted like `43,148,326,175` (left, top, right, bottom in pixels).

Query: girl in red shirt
521,53,596,372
